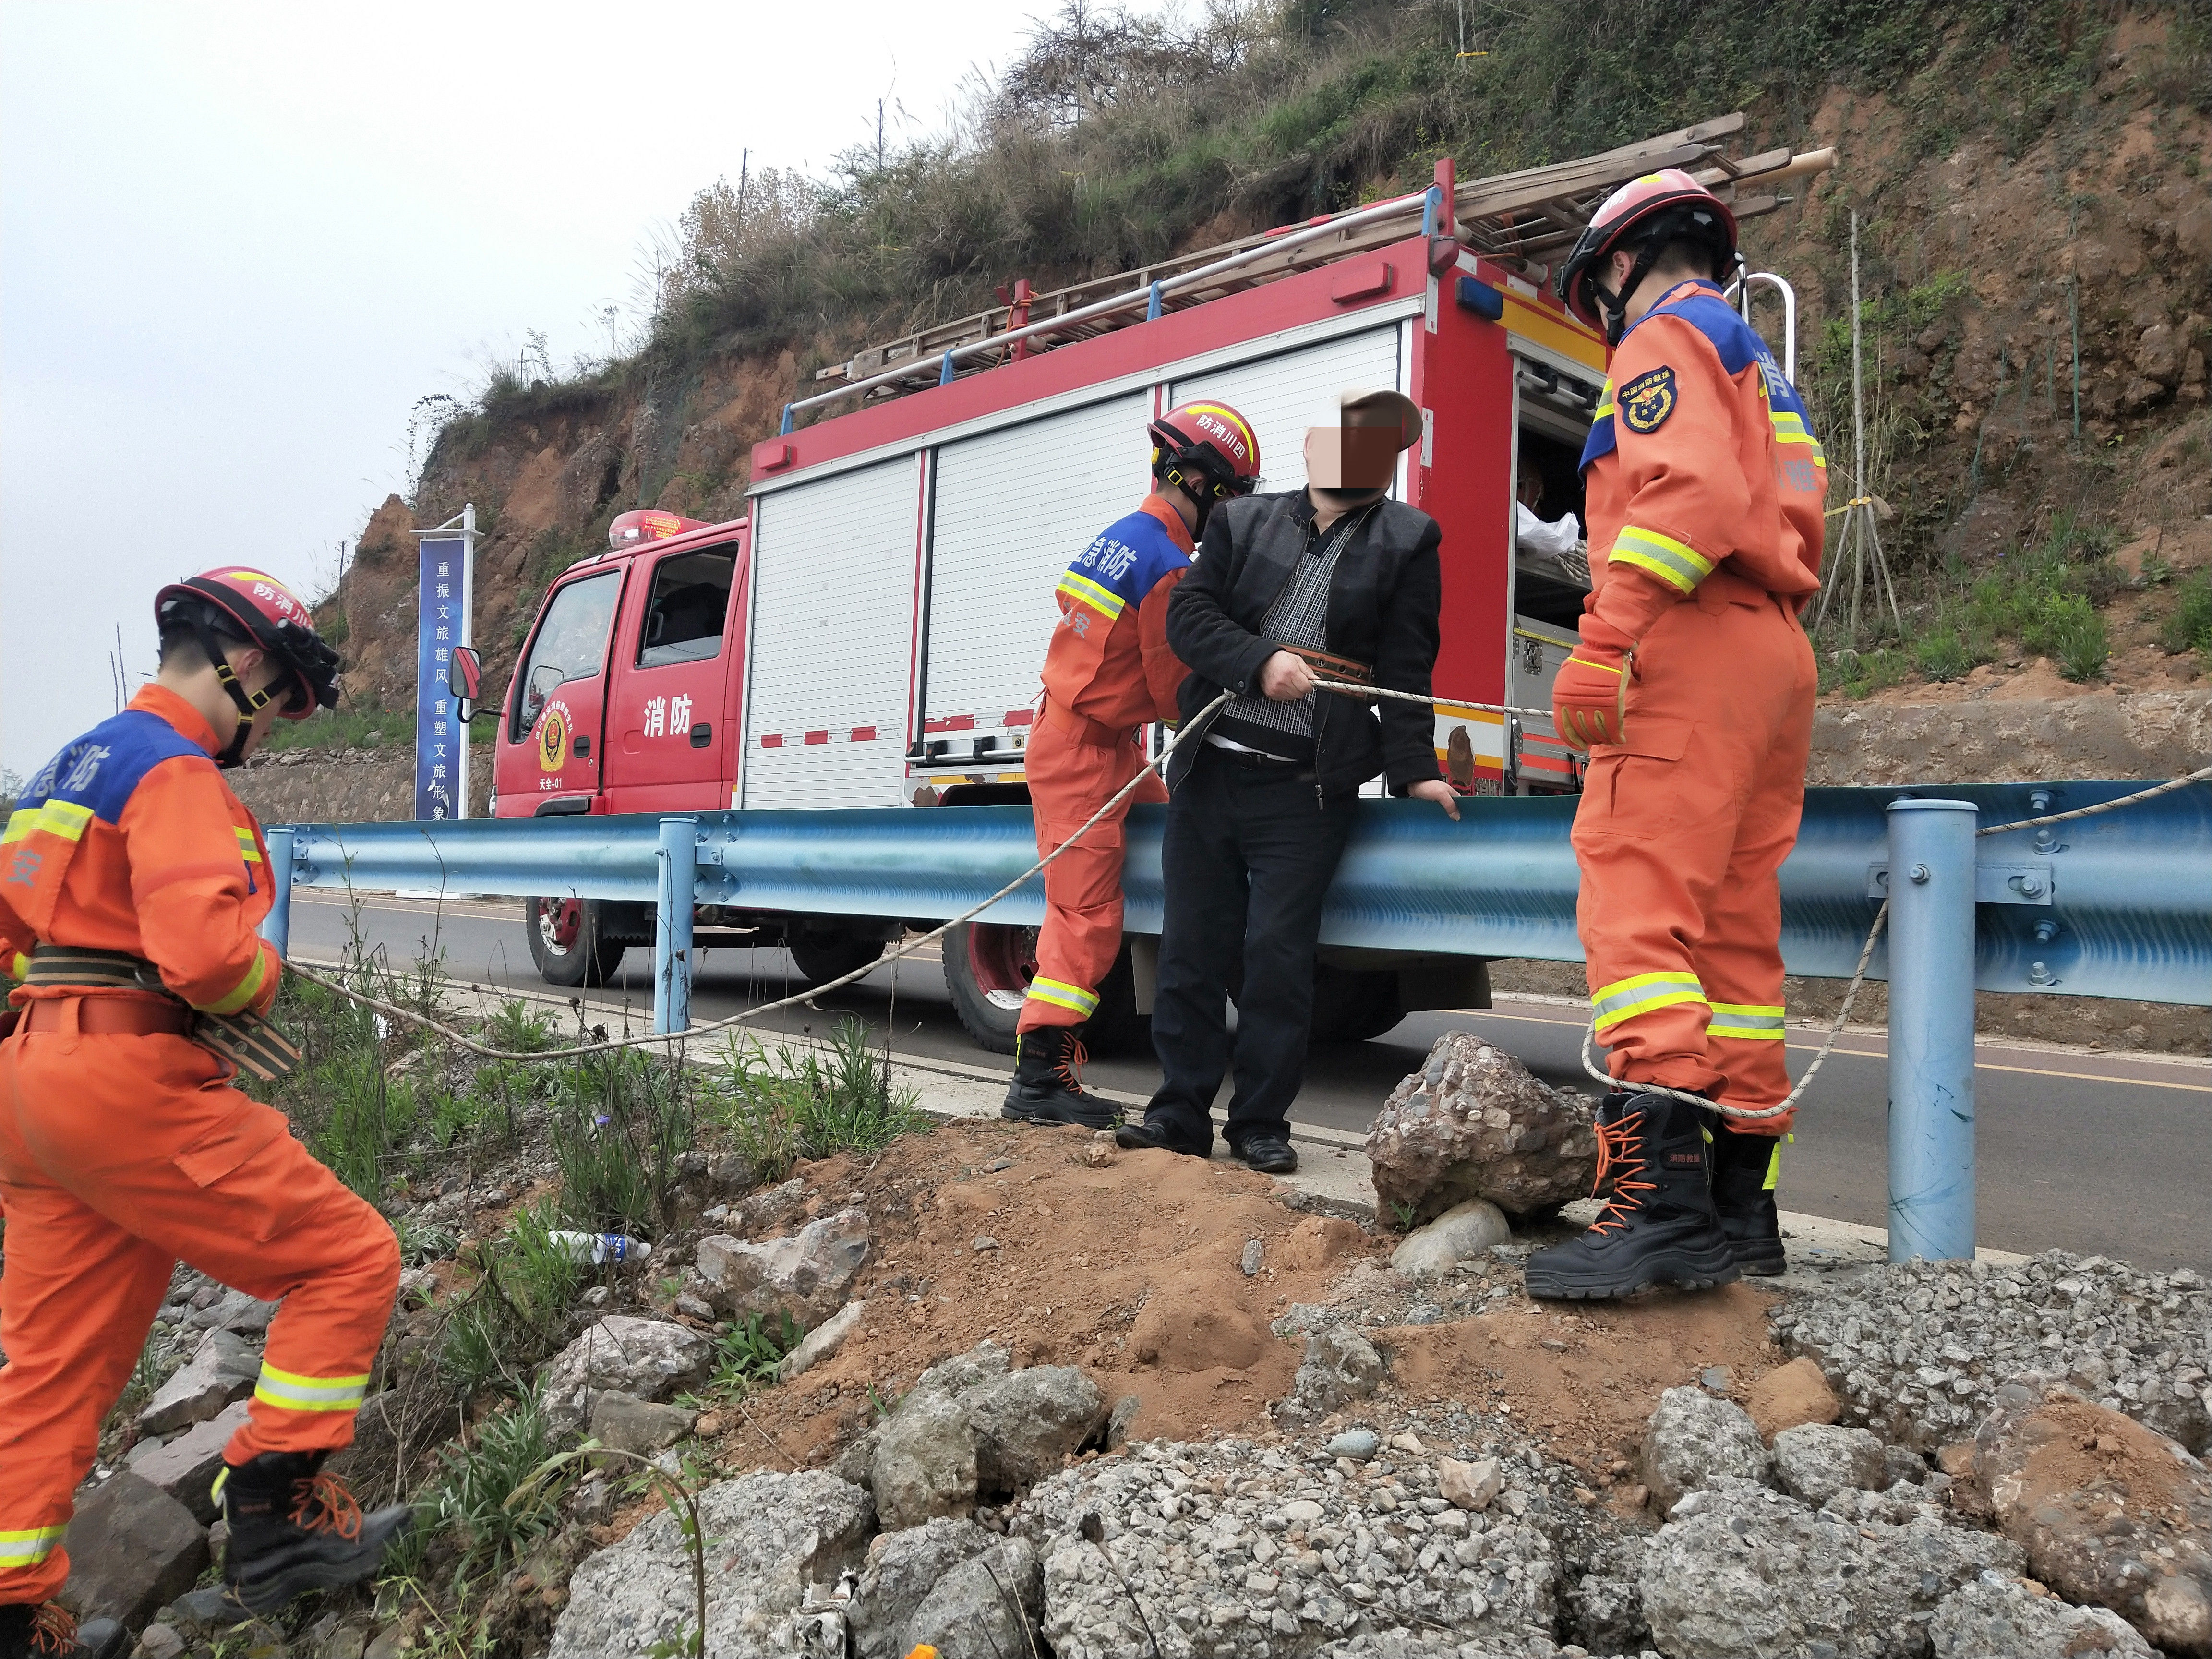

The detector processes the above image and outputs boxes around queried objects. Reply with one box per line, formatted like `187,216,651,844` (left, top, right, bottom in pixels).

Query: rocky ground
39,1035,2212,1659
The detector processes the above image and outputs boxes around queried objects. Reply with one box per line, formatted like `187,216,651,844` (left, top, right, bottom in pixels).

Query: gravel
1771,1252,2212,1455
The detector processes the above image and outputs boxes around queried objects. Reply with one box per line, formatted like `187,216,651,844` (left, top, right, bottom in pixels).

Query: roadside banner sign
412,505,476,819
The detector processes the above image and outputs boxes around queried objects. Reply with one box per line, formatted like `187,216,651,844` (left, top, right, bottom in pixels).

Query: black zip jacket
1166,488,1443,798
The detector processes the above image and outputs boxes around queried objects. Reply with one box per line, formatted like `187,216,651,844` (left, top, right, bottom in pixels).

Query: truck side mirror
524,661,563,721
451,646,484,722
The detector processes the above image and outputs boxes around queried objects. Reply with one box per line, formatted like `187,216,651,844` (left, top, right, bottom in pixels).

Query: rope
1578,765,2212,1119
285,691,1234,1062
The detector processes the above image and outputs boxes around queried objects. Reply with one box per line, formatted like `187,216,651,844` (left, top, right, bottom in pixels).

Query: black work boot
1001,1027,1121,1129
217,1451,411,1614
1114,1113,1212,1157
1523,1090,1741,1300
1710,1126,1787,1276
0,1602,124,1659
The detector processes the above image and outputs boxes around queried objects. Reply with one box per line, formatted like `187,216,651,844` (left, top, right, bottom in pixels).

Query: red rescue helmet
1556,168,1739,343
155,567,343,722
1149,400,1262,504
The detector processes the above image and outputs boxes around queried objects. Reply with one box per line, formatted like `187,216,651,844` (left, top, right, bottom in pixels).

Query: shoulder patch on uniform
1619,366,1677,434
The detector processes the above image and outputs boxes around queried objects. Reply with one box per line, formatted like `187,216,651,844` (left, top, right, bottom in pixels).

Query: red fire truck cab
491,133,1822,1053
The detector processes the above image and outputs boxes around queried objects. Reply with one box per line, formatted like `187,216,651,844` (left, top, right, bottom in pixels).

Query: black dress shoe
1232,1135,1298,1175
1114,1115,1211,1157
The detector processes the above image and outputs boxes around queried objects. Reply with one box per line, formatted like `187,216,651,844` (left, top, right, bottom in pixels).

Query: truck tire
528,896,625,988
942,920,1033,1054
1308,965,1404,1046
788,926,887,990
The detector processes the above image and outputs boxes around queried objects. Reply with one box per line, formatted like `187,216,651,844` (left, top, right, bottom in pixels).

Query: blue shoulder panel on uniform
29,711,208,826
1580,281,1813,472
1064,507,1191,605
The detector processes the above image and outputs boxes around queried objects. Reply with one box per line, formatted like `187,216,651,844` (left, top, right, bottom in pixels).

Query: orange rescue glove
1551,614,1635,752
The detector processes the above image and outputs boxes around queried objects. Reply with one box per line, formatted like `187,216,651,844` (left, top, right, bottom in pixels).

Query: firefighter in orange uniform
0,572,408,1658
1524,171,1827,1300
1001,402,1263,1128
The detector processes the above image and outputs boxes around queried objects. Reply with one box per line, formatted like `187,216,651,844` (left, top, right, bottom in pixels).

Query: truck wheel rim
540,898,583,953
966,923,1037,1011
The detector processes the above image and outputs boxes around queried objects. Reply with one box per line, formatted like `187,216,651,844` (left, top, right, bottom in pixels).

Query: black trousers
1147,744,1357,1151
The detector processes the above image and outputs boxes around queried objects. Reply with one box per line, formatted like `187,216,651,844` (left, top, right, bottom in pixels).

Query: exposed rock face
130,1401,252,1522
1772,1423,1889,1508
1019,1435,1557,1659
846,1517,996,1659
901,1535,1044,1659
1367,1034,1596,1225
1388,1200,1511,1280
1639,1478,2024,1659
1972,1380,2212,1656
1638,1386,1772,1511
1771,1253,2212,1455
964,1364,1106,1490
588,1391,699,1456
546,1471,874,1659
540,1316,712,1433
1930,1570,2153,1659
871,1389,980,1530
695,1208,872,1324
58,1474,210,1628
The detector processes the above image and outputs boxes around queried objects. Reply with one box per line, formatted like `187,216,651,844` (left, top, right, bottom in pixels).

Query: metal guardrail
266,777,2212,1265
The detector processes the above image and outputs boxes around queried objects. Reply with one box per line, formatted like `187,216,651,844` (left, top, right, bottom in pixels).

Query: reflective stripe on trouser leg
1590,972,1709,1033
253,1361,371,1414
0,1527,64,1570
1022,977,1100,1021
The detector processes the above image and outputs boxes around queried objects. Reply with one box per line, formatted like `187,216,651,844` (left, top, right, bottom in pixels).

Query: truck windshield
513,569,621,739
637,548,736,667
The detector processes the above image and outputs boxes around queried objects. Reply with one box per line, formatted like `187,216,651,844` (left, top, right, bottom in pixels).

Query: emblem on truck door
538,700,572,773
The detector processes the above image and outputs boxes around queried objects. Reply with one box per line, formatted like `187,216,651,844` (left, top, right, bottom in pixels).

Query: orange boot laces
1587,1107,1657,1237
1053,1037,1092,1095
27,1603,80,1657
288,1470,366,1541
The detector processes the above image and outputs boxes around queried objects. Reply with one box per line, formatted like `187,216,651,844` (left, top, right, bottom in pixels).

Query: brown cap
1314,387,1422,452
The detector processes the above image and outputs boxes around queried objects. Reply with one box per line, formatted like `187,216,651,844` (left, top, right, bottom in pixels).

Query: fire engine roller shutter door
743,456,918,809
1170,324,1402,496
923,390,1150,752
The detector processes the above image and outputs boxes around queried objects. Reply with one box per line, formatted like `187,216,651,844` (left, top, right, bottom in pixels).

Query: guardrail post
260,828,295,957
654,817,698,1035
1885,799,1978,1262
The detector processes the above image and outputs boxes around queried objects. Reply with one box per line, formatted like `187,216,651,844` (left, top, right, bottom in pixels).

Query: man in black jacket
1118,389,1461,1174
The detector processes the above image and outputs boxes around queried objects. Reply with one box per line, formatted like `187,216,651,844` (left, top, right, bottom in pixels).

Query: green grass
431,1387,569,1587
259,703,410,755
551,1047,697,1239
716,1017,924,1185
436,1201,585,1402
2160,568,2212,665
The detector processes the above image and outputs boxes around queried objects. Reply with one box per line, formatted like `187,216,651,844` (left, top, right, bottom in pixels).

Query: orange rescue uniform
1018,494,1195,1032
1572,279,1827,1131
0,685,399,1605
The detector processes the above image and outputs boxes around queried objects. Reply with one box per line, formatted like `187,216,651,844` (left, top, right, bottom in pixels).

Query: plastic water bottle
549,1231,652,1266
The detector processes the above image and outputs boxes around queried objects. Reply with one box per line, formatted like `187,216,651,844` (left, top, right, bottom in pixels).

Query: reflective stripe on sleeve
4,800,95,844
1608,526,1716,594
1590,971,1708,1032
254,1360,370,1414
1024,977,1100,1018
1707,1001,1787,1040
0,1525,65,1567
198,946,270,1016
1056,571,1128,621
234,827,263,865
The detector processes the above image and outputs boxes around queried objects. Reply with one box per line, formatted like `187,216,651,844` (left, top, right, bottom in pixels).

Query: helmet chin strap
192,619,271,769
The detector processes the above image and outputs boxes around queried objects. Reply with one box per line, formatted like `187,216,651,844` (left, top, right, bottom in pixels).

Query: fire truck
486,116,1832,1054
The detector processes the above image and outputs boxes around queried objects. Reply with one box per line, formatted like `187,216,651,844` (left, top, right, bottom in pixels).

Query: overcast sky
0,0,1122,776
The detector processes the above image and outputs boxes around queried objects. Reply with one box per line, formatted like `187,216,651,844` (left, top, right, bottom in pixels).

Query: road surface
288,891,2211,1272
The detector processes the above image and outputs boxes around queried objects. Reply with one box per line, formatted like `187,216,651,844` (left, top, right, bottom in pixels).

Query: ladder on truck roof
794,112,1833,421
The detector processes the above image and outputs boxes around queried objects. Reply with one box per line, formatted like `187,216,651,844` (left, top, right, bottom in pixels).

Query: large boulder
1972,1380,2212,1657
845,1517,995,1659
588,1392,698,1457
696,1208,871,1325
904,1536,1043,1659
1020,1435,1557,1659
1931,1570,2153,1659
57,1475,209,1628
546,1471,873,1659
1639,1386,1772,1510
1639,1478,2024,1659
1772,1422,1888,1508
130,1401,252,1522
540,1316,712,1433
137,1329,259,1436
1366,1033,1596,1224
867,1343,1105,1525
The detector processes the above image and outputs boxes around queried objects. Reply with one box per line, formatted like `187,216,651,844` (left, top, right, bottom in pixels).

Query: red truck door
601,536,747,814
506,565,626,812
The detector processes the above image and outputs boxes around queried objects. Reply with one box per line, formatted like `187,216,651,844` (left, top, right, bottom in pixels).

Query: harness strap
21,944,300,1081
